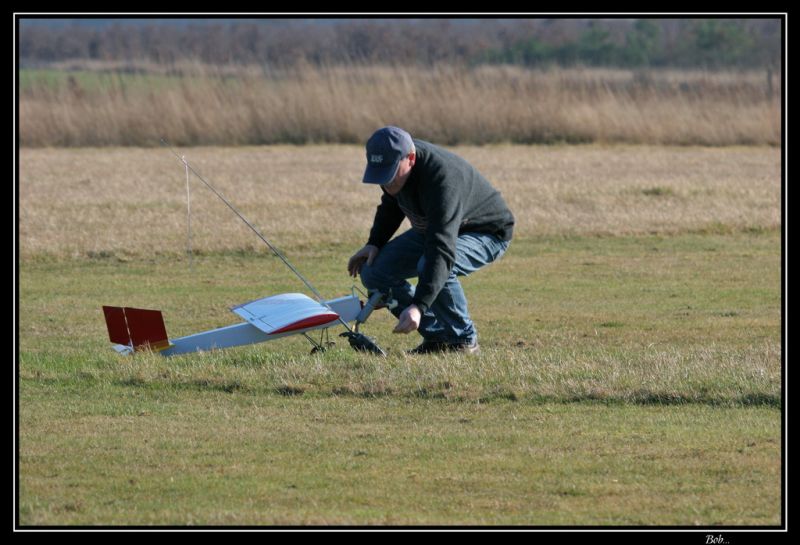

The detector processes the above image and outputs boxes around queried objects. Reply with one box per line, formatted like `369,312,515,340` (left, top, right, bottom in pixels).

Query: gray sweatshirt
366,139,514,313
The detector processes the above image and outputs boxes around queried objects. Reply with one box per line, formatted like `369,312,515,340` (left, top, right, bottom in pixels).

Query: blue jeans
359,229,510,344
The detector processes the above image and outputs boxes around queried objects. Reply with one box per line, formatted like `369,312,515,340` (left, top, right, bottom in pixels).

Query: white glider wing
231,293,340,335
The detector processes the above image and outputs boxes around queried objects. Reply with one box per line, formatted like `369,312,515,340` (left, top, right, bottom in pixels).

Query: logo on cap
363,126,414,185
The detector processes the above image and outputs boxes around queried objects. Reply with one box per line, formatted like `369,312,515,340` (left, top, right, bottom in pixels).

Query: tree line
19,18,781,70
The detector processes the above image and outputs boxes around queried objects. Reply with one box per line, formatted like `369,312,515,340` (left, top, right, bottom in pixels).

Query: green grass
19,68,189,94
18,391,780,526
17,231,782,525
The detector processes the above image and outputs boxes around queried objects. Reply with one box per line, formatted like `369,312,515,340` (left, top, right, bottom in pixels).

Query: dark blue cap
362,126,414,185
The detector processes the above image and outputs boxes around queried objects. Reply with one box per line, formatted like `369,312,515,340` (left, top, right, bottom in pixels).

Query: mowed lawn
17,145,782,526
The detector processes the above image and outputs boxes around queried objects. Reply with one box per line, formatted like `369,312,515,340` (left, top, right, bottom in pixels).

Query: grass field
17,145,783,526
19,144,780,259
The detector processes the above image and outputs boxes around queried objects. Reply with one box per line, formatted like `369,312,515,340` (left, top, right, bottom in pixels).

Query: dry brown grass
18,145,781,260
19,64,781,147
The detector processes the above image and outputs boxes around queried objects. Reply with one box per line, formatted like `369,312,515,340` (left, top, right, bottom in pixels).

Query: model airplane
101,291,388,356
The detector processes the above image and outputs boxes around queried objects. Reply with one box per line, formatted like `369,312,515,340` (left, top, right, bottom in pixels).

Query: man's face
382,152,416,196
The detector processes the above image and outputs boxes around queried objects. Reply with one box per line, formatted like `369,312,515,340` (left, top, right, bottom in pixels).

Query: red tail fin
102,306,170,352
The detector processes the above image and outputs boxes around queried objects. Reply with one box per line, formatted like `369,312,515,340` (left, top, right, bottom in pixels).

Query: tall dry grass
19,63,781,147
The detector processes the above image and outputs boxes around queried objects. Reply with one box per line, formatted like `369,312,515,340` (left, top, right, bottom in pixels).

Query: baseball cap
362,126,414,185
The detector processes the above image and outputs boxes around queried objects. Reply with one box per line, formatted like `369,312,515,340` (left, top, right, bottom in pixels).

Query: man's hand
347,245,379,278
393,304,421,334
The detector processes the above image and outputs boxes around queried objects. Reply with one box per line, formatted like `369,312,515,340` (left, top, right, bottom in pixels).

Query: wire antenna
160,139,355,334
183,155,193,272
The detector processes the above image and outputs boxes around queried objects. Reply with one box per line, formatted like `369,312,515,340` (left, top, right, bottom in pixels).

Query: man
347,126,514,354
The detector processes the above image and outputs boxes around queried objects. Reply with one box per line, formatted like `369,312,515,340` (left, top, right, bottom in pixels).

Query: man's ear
408,151,416,167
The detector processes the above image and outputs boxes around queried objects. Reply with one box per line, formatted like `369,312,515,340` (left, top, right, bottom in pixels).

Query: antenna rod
160,139,354,333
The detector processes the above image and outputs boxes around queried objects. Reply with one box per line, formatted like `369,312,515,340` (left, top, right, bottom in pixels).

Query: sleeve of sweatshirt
366,191,406,249
410,183,463,314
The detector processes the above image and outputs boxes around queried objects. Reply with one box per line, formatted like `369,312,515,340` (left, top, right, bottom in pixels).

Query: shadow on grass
96,375,784,408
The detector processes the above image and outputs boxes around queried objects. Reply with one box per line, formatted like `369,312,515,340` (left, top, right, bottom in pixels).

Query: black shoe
407,340,480,355
450,340,480,355
406,341,448,355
